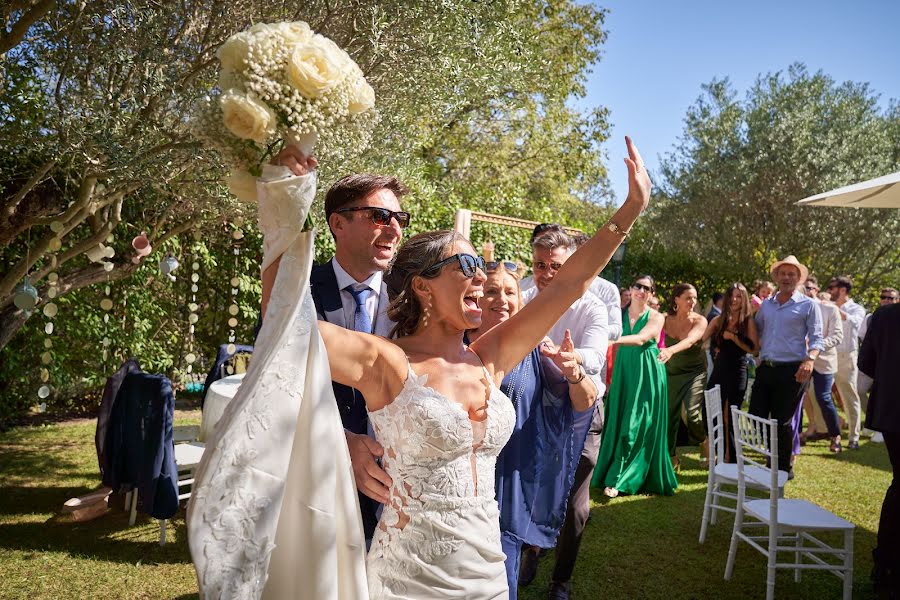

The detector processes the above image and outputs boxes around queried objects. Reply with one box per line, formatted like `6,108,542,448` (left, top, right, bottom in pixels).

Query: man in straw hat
749,255,824,477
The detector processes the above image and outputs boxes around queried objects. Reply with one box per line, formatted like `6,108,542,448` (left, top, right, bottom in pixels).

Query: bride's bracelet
566,367,586,385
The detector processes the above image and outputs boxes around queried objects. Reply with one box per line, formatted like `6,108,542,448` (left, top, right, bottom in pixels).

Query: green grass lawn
0,414,890,599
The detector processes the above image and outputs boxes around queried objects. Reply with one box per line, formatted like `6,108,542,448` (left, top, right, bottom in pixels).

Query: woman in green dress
592,275,678,497
658,283,709,470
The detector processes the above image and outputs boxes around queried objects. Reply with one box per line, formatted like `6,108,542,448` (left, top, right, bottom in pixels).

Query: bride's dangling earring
422,295,432,328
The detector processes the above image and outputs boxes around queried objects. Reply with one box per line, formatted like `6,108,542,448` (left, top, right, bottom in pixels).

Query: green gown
592,309,678,496
664,333,708,457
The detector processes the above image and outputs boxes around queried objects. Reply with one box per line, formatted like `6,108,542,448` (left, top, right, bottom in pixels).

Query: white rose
225,170,258,203
286,42,344,99
312,34,353,70
216,32,254,72
220,91,277,143
247,22,274,35
348,77,375,114
274,21,312,46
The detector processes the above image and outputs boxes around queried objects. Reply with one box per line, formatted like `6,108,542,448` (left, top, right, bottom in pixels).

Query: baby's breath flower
190,21,379,201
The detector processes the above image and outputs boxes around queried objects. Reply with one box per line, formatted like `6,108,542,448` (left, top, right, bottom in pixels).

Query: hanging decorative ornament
131,231,152,264
86,243,112,263
13,277,39,312
159,255,179,281
100,282,114,365
225,217,244,359
38,231,63,409
183,249,202,390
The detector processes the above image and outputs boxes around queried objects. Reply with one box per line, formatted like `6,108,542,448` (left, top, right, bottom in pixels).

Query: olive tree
0,1,610,419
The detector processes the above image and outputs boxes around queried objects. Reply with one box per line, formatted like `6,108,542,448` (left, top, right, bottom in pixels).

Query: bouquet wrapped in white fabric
193,21,378,202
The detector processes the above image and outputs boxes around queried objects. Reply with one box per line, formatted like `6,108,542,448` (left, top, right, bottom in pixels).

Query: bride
189,137,650,599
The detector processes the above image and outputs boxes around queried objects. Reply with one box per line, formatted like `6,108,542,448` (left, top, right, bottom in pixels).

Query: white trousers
835,351,862,442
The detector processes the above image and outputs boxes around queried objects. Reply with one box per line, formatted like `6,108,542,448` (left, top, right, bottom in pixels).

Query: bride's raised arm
470,136,651,377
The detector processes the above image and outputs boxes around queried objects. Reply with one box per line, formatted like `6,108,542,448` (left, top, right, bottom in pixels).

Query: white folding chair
173,425,201,443
698,385,789,543
127,441,205,545
725,408,855,600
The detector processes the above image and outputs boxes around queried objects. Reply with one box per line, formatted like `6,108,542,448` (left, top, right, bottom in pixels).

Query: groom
313,171,410,540
265,146,409,542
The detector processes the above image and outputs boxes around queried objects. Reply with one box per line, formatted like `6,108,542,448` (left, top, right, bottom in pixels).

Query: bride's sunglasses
423,253,486,278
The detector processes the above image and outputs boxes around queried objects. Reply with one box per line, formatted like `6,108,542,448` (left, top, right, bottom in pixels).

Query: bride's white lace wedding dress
188,168,515,599
367,359,515,599
188,169,367,599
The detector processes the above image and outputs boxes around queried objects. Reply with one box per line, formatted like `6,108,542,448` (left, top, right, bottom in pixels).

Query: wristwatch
606,220,630,237
805,352,817,362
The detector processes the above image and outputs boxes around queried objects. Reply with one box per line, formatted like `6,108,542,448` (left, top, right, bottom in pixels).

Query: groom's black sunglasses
335,206,411,229
423,254,486,278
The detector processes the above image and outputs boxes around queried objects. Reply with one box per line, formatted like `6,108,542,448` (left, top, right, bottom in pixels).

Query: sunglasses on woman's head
632,283,652,293
486,261,518,273
423,253,486,278
334,206,411,228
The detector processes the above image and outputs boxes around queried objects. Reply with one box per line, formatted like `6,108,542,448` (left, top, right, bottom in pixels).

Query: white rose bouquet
193,21,378,202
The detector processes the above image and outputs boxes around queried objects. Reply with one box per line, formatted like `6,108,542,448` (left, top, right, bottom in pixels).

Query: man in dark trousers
859,301,900,598
749,255,824,478
311,172,410,543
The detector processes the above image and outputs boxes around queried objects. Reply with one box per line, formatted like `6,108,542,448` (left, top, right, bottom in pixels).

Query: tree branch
0,0,54,56
2,159,56,217
32,193,127,281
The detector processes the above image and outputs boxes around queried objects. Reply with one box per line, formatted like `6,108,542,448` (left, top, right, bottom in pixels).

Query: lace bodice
369,360,515,511
366,358,516,599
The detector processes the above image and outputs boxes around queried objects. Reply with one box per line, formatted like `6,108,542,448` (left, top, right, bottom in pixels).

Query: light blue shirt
755,291,824,362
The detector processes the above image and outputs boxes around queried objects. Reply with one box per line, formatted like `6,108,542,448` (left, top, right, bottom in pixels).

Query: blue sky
581,0,900,203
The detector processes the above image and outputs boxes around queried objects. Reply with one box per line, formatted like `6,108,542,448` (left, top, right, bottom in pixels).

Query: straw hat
769,255,809,282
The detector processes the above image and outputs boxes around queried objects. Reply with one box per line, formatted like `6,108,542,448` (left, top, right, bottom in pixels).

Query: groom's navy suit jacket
310,259,394,539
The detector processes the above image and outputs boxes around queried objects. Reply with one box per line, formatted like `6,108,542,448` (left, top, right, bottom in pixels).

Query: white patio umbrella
796,171,900,208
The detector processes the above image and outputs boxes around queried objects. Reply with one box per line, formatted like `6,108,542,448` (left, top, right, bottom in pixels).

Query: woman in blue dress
468,261,599,598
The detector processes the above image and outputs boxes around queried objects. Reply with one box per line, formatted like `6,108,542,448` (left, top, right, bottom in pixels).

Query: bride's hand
623,135,651,212
271,145,318,176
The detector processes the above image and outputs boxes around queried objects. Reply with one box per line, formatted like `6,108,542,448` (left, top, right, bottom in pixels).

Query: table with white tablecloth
200,373,245,442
